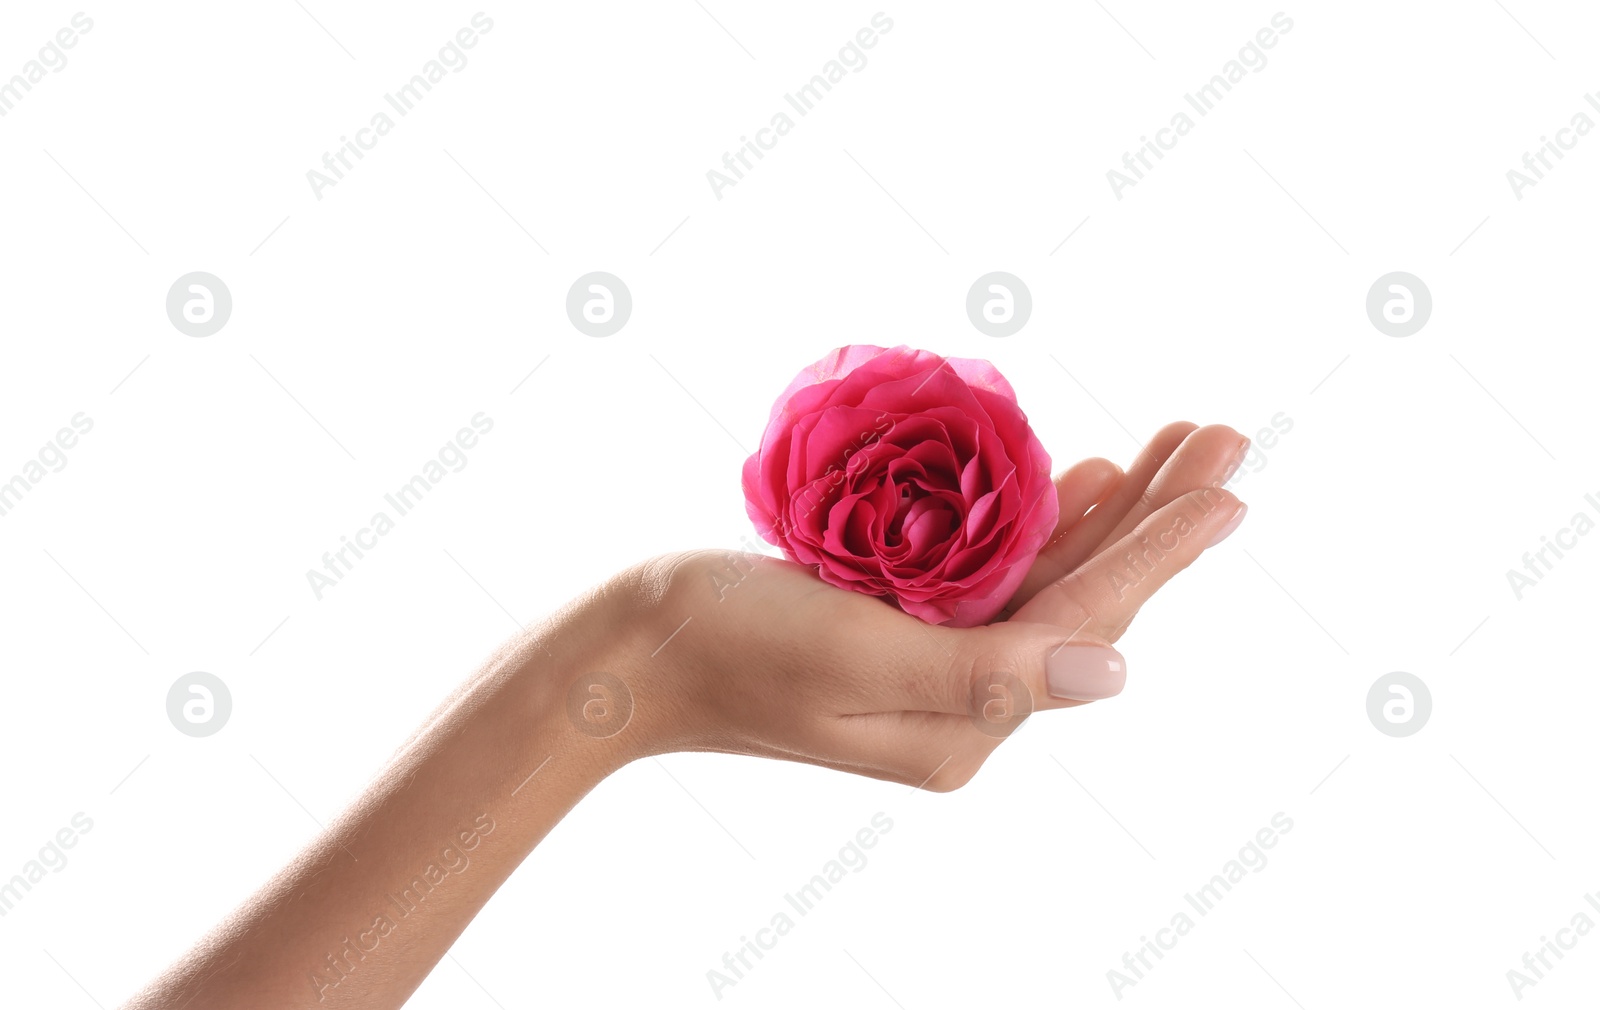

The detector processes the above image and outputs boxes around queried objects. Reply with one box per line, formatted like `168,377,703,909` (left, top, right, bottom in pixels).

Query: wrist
515,560,692,779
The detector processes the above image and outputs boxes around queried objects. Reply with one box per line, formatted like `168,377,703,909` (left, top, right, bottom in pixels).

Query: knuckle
634,549,762,613
962,647,1036,738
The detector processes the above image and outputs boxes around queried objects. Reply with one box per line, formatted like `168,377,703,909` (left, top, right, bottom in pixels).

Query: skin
121,422,1247,1010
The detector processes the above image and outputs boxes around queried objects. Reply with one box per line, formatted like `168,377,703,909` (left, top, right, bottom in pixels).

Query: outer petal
742,344,1056,627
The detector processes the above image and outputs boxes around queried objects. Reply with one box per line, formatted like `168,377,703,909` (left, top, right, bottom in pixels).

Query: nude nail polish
1220,438,1251,484
1206,502,1247,547
1046,645,1126,701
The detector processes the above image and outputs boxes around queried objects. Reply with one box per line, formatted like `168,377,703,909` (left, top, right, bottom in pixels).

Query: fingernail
1220,438,1251,484
1206,502,1248,548
1046,645,1126,701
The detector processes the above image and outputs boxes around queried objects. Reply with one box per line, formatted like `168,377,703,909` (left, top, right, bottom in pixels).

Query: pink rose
742,345,1058,627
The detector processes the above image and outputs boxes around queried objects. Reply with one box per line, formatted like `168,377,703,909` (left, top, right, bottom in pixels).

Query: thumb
949,621,1127,728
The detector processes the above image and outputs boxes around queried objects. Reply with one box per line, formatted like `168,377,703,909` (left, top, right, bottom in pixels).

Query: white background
1,1,1597,1007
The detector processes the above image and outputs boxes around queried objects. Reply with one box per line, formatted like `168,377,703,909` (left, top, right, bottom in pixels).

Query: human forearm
119,419,1246,1006
122,586,640,1009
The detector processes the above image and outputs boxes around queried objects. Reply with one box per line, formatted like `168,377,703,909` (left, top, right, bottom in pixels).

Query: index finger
1011,486,1246,642
1009,421,1196,607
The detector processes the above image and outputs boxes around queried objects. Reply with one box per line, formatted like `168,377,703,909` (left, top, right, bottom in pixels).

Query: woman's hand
593,422,1249,791
121,421,1249,1010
